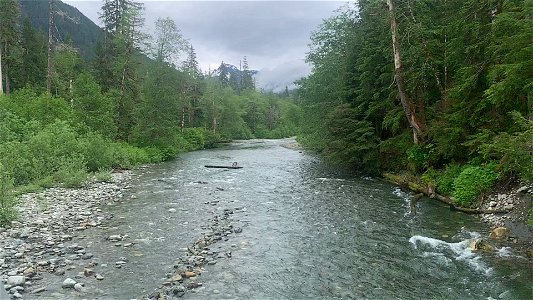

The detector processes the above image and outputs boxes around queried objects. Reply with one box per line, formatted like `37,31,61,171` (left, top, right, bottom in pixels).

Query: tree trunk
181,106,186,131
0,44,3,96
46,0,53,94
386,0,426,144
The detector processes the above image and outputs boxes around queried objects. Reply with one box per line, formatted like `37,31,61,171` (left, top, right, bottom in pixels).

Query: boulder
7,276,25,287
468,239,494,252
489,227,510,240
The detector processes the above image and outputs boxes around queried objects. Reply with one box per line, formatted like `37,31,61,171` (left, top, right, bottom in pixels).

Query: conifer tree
0,0,20,95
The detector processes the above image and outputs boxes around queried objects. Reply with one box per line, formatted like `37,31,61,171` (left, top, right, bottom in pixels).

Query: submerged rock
489,227,510,240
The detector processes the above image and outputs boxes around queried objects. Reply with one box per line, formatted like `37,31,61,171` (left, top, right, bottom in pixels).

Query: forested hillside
298,1,532,209
19,0,102,61
0,0,300,224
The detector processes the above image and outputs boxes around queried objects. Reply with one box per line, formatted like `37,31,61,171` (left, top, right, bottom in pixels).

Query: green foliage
0,163,17,226
452,164,500,207
110,142,160,169
93,170,113,183
53,155,87,188
323,104,379,171
406,144,430,173
80,132,115,172
435,164,464,196
73,73,117,138
4,88,73,125
479,112,533,182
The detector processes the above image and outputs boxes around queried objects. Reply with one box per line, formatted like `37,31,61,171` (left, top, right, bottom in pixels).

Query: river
34,138,532,299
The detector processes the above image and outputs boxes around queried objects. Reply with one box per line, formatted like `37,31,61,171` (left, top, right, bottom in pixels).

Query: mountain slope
19,0,102,61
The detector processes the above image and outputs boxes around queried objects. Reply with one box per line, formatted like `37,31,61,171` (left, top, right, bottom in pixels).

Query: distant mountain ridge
19,0,102,60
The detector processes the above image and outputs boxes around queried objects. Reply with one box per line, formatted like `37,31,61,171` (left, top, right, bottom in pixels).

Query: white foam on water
409,234,493,276
496,247,512,258
392,187,411,203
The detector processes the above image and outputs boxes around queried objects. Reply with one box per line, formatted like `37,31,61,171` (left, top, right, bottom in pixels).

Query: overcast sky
64,0,348,90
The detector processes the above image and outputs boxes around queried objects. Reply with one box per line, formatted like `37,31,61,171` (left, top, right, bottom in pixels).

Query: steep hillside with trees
298,1,532,211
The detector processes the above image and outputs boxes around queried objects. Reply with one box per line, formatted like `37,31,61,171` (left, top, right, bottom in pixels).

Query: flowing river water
35,139,532,299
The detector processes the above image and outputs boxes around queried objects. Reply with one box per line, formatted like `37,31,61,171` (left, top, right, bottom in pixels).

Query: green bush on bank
452,164,500,207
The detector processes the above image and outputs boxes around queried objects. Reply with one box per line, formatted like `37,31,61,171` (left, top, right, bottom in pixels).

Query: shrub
406,144,430,173
26,120,84,180
53,155,87,188
81,132,115,172
479,112,533,182
111,142,152,169
182,128,206,151
0,163,17,226
452,164,500,207
435,164,464,196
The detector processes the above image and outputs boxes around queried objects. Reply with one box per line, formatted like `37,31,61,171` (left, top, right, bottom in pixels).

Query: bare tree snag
46,0,54,94
386,0,426,144
0,45,3,96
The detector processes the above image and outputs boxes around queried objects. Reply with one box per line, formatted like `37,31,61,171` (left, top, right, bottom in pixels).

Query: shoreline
384,173,533,257
0,170,133,299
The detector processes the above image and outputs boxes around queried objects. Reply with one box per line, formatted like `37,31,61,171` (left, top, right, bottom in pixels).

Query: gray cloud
65,0,346,90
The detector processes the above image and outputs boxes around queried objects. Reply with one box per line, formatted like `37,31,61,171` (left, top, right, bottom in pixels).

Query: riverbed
3,138,532,299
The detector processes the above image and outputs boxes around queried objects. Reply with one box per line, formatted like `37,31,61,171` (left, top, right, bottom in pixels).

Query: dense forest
0,0,300,224
298,0,532,213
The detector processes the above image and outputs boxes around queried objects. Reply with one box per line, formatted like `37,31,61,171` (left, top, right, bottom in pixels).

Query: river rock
170,285,186,297
62,278,76,289
526,249,533,259
7,276,25,287
31,287,46,294
84,268,95,277
468,239,494,252
517,186,529,193
23,267,36,277
184,271,196,278
489,227,510,240
186,282,202,289
74,283,85,292
170,274,183,282
95,274,104,280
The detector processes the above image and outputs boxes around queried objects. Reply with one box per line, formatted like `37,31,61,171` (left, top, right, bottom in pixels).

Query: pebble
168,208,177,213
95,274,104,280
62,278,76,289
31,287,46,294
74,283,85,292
84,268,95,277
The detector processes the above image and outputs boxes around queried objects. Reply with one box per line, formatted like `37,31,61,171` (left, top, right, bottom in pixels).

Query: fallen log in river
383,173,508,215
205,165,243,169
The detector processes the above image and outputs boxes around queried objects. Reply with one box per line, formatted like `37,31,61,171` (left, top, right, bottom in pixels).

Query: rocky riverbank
479,183,533,257
0,171,132,299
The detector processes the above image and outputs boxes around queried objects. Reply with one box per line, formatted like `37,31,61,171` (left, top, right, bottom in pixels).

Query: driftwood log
204,165,243,169
383,173,508,215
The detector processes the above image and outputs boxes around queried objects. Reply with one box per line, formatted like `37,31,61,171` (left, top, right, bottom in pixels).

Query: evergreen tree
241,56,254,90
0,0,21,95
15,19,46,89
181,44,204,127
